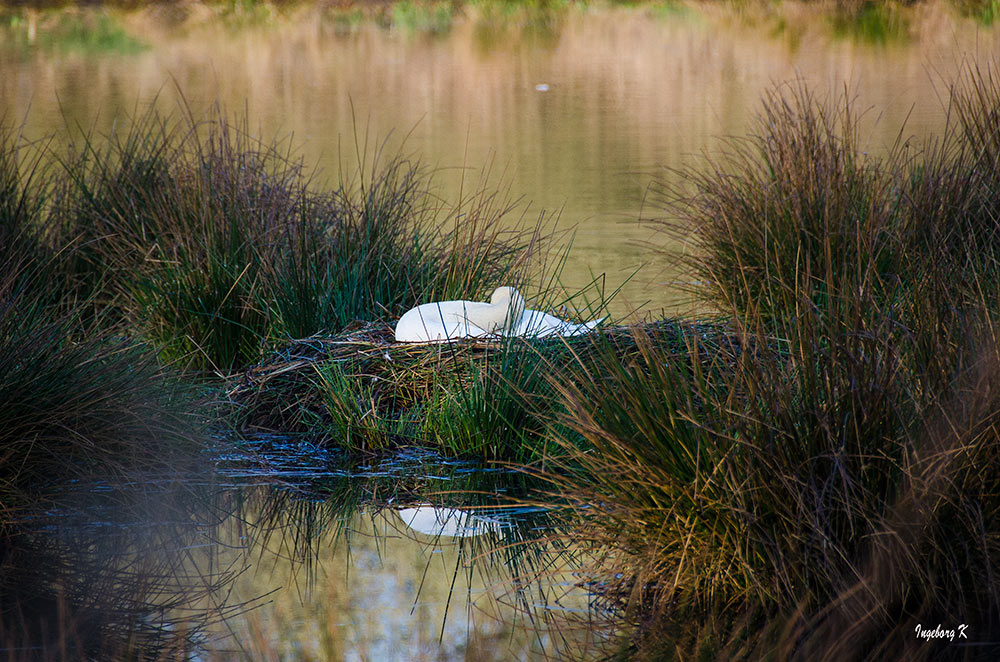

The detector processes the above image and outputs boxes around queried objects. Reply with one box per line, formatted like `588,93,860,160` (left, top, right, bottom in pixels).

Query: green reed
419,334,561,461
56,105,538,373
540,66,1000,661
0,122,227,659
0,120,203,500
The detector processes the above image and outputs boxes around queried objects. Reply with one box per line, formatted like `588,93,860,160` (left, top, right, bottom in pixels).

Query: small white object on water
534,83,550,92
395,505,501,538
393,286,603,343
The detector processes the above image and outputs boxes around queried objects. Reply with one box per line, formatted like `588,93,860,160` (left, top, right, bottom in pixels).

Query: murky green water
3,3,998,315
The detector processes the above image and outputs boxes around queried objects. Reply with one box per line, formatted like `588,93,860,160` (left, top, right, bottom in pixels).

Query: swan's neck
489,287,525,332
464,287,525,333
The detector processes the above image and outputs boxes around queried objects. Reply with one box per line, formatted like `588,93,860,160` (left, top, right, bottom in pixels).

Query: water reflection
200,508,591,661
3,4,995,314
201,438,599,660
0,438,596,660
0,467,232,659
394,505,505,538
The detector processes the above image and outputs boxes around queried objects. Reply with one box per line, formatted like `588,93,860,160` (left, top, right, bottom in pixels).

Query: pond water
12,441,600,660
3,4,1000,658
201,442,598,660
3,2,999,316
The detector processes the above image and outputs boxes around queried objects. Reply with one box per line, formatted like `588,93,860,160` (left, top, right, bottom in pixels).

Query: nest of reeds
224,318,741,456
226,320,506,430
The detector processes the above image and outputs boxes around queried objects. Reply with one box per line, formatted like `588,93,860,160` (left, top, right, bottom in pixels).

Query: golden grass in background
2,2,997,314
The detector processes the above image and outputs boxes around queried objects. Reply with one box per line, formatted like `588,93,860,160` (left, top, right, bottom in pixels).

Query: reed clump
0,122,228,660
540,65,1000,660
59,105,539,373
0,121,204,505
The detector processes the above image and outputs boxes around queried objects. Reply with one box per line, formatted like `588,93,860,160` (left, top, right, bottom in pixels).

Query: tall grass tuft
420,335,559,461
0,119,222,659
541,66,1000,660
672,83,901,326
0,259,204,513
0,117,203,501
0,122,45,264
61,106,539,373
62,107,308,372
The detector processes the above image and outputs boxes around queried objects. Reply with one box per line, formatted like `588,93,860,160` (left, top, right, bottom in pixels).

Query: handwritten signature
915,624,969,642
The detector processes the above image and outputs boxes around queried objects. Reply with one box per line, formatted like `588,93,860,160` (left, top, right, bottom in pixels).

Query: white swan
393,286,604,343
394,286,525,342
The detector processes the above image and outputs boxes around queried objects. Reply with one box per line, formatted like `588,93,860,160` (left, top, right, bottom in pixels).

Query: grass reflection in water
200,439,603,661
1,439,602,660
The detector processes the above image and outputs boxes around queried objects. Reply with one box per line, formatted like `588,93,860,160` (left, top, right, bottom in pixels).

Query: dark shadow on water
0,460,240,660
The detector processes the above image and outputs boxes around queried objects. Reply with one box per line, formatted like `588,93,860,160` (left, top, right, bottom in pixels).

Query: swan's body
393,286,603,343
394,286,524,342
513,309,603,338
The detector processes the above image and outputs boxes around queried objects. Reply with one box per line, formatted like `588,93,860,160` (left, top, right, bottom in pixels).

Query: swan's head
489,286,525,331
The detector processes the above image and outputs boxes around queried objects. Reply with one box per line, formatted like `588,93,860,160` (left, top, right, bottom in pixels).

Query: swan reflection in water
394,505,504,538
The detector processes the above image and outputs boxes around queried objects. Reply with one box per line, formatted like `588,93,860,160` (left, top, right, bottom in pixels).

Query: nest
227,321,507,431
223,318,738,447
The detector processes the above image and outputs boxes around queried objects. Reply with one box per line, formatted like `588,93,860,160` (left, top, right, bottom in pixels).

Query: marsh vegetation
3,1,1000,657
0,97,601,657
537,67,1000,660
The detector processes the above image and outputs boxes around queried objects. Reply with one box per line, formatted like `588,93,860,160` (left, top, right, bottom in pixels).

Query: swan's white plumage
393,286,603,343
393,286,524,342
513,309,604,338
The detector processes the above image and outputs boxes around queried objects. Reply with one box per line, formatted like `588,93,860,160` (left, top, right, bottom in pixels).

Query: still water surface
203,442,594,660
3,3,999,315
32,442,598,660
3,5,1000,658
